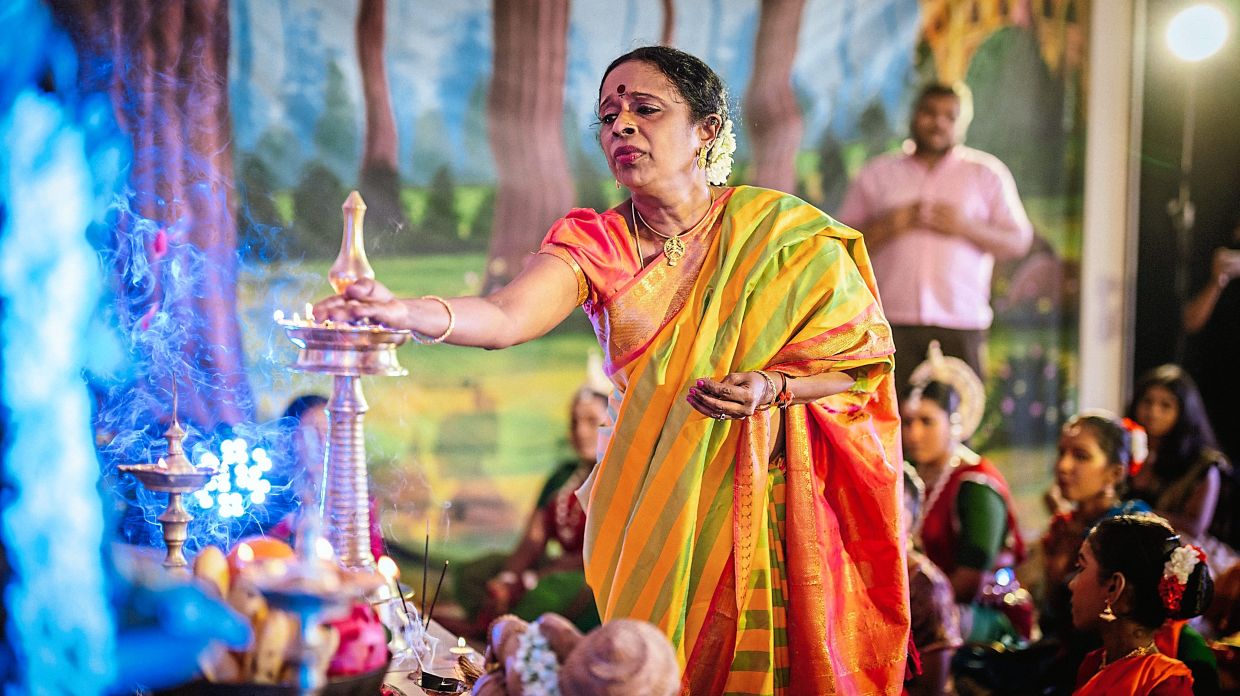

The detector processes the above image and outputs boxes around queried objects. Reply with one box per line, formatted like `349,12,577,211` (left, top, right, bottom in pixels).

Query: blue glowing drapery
0,0,128,691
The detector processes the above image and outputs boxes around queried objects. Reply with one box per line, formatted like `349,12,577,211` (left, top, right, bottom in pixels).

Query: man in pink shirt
838,82,1032,392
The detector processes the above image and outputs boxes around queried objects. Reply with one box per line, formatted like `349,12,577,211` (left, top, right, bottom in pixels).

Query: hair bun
1170,554,1215,620
1160,542,1214,620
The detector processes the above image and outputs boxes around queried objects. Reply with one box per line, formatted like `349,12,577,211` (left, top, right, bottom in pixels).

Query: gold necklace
1100,642,1157,669
631,190,716,267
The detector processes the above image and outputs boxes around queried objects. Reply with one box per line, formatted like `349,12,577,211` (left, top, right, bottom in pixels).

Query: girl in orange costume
1069,514,1213,695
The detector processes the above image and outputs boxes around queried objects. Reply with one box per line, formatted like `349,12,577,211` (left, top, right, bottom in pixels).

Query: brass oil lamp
119,393,216,570
278,191,410,570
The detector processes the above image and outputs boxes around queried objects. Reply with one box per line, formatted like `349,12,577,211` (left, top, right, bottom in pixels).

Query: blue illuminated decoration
0,0,128,691
193,438,277,517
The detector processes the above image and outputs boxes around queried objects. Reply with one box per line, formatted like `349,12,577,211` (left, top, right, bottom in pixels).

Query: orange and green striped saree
539,186,909,695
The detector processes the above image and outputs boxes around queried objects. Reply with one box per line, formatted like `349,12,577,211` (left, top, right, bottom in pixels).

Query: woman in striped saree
317,46,908,696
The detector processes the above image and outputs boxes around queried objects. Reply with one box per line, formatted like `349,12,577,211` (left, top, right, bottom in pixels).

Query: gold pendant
663,237,686,267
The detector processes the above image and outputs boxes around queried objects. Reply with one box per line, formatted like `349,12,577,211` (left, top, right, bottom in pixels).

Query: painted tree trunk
485,0,574,291
662,0,676,45
744,0,807,194
357,0,409,235
50,0,252,429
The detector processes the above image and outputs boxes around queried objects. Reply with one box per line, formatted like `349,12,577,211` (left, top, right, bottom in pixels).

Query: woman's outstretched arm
313,254,581,350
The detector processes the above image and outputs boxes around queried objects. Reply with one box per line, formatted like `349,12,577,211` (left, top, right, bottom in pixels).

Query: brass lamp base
281,320,411,570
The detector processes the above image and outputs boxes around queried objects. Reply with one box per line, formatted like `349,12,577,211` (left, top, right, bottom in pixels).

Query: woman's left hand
687,372,772,420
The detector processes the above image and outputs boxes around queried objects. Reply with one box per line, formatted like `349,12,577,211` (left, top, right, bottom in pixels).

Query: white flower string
1159,544,1206,612
705,118,736,185
1165,545,1204,585
513,623,561,696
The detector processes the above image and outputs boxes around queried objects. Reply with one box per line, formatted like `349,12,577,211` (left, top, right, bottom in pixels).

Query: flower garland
1159,544,1206,613
513,623,561,696
705,118,736,186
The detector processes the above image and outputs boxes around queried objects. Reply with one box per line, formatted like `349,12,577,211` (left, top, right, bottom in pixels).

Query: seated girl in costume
1069,514,1213,696
902,342,1029,647
454,377,610,635
1041,413,1218,695
1041,410,1151,640
1126,365,1231,545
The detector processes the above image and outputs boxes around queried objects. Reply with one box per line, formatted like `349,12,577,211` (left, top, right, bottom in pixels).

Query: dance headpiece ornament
1120,417,1149,477
514,623,561,696
908,340,985,442
1159,543,1206,613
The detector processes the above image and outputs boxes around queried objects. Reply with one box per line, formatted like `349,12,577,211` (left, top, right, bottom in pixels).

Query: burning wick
305,303,315,323
378,555,414,620
233,542,255,576
449,636,474,656
424,560,449,630
273,309,285,322
315,537,336,562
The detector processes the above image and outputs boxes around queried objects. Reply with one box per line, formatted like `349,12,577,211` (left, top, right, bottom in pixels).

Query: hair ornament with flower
704,117,736,185
1120,417,1149,477
1159,542,1207,613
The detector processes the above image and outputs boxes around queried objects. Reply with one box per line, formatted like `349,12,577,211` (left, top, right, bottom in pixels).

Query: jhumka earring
696,145,709,170
1099,600,1117,622
615,180,621,190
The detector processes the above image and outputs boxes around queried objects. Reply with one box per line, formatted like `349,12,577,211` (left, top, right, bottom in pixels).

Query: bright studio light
1167,4,1230,62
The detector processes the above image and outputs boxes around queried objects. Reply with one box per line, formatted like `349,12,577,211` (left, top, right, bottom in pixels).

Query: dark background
1135,0,1240,377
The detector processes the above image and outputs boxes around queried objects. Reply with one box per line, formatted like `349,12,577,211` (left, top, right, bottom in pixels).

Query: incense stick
397,584,414,623
422,519,429,619
424,560,449,630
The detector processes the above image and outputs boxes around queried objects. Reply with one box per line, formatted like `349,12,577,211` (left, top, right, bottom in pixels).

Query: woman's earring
1099,600,1117,622
615,179,621,190
697,145,709,170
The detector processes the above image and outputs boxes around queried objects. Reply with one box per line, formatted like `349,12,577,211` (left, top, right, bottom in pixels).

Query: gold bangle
414,295,455,344
754,370,777,410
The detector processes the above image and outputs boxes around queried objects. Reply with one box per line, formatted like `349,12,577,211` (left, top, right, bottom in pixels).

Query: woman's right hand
312,278,414,329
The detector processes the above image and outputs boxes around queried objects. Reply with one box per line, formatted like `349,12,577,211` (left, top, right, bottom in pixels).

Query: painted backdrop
77,0,1088,559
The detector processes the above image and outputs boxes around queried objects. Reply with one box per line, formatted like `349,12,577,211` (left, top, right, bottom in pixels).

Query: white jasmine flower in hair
1165,545,1203,586
705,118,736,186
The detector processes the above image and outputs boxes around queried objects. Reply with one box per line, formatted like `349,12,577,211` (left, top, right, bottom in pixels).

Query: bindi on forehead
617,84,625,94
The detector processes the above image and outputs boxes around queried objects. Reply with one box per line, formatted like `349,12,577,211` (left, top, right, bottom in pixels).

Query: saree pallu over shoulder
578,186,908,695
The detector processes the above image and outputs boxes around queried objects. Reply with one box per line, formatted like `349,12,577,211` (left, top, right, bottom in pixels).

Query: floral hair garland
513,622,561,696
1159,544,1206,613
705,118,736,186
1120,417,1149,477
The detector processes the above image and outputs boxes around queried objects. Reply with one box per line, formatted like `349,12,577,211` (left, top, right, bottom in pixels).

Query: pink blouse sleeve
537,208,638,308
